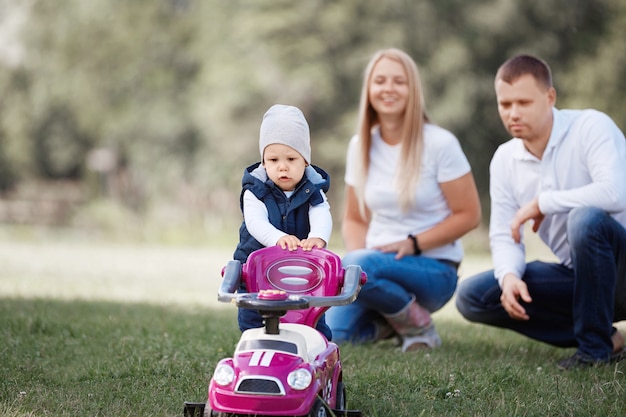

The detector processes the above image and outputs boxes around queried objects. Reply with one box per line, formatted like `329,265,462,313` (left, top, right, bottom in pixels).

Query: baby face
262,143,307,192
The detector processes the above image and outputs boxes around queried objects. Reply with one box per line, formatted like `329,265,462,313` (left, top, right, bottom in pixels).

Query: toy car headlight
287,368,312,390
213,364,235,386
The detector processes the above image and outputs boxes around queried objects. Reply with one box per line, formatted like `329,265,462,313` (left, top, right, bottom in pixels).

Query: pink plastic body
207,247,355,416
242,246,345,327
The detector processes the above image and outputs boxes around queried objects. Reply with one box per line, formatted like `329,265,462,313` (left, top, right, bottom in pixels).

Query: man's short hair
496,54,553,90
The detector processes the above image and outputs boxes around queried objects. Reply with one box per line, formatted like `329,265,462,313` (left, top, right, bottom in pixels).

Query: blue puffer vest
233,162,331,263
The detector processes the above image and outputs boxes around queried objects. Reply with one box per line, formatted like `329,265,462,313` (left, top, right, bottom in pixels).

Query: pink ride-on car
184,246,366,417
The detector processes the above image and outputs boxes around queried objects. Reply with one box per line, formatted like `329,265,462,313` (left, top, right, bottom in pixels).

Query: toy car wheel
308,398,332,417
335,382,346,411
202,404,232,417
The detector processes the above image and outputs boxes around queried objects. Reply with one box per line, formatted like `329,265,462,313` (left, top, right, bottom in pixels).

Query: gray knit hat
259,104,311,164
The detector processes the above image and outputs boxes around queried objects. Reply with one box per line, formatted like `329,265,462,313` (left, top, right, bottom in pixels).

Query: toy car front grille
236,377,284,395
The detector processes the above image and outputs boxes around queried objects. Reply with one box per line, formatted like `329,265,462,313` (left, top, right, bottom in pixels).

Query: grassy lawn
1,235,625,416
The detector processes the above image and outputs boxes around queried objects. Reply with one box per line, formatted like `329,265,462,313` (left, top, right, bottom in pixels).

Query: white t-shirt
345,124,471,261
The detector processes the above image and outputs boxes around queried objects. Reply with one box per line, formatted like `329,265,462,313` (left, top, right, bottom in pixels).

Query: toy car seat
240,246,344,329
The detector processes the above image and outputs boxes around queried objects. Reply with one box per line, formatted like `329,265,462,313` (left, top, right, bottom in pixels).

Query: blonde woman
326,48,481,351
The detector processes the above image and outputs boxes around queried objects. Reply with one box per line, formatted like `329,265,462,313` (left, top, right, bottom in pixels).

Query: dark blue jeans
456,207,626,361
326,249,459,344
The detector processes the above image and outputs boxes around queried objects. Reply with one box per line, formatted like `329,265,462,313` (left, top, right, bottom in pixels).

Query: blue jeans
325,249,459,344
456,207,626,361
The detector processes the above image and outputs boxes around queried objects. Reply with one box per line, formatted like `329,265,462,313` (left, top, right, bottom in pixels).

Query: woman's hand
374,237,416,260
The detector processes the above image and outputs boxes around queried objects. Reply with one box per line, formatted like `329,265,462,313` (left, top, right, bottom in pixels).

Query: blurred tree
12,0,203,188
32,104,90,179
0,0,623,232
0,126,17,192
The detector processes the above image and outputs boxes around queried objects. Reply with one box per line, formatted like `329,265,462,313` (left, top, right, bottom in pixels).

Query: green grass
339,326,625,416
1,233,624,416
0,298,239,417
2,298,624,417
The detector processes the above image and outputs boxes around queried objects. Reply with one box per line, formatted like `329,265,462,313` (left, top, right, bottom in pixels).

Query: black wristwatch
408,234,421,255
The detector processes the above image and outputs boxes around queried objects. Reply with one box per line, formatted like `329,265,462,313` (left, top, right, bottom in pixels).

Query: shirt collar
512,139,539,162
545,107,568,151
512,107,564,162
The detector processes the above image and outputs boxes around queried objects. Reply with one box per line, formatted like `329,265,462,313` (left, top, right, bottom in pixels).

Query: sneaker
611,346,626,362
402,324,442,352
557,347,626,371
557,353,598,370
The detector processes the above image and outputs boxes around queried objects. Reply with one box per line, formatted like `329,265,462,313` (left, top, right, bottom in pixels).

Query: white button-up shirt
489,108,626,286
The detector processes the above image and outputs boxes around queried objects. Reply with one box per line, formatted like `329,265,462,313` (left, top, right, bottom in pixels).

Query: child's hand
300,237,326,251
277,235,301,251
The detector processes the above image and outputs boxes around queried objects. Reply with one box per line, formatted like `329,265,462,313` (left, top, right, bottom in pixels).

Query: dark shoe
557,347,626,371
557,353,599,370
611,346,626,362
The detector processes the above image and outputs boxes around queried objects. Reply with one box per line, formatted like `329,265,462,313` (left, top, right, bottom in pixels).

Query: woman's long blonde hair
353,48,429,217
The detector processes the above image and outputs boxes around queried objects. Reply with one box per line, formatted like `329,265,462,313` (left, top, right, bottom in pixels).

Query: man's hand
500,273,533,320
511,197,544,243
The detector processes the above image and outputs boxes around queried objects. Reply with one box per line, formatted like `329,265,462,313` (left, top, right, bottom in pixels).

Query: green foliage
0,126,17,191
0,0,625,226
32,105,91,178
